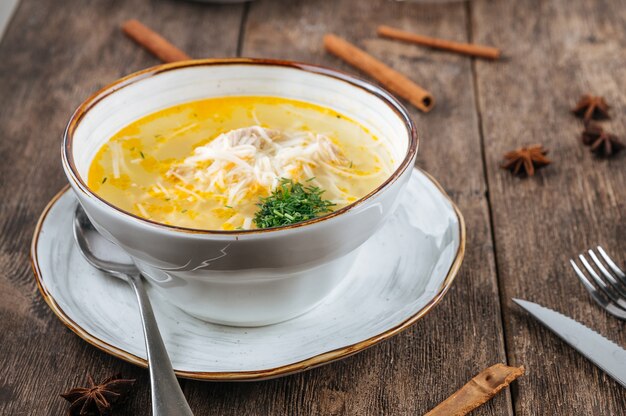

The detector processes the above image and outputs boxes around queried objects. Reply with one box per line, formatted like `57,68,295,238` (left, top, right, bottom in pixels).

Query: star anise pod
571,94,610,121
61,374,135,416
501,144,551,177
581,123,624,157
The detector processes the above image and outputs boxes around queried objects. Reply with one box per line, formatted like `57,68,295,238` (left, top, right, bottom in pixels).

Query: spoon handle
127,273,194,416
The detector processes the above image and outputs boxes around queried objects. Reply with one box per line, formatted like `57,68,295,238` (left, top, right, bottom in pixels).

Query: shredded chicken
167,126,348,206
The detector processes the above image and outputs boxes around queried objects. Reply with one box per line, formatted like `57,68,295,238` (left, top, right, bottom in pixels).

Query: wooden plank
471,0,626,414
0,1,243,414
180,1,512,415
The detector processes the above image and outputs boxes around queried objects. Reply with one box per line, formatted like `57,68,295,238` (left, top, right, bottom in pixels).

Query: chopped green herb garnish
349,161,353,168
224,205,233,209
305,177,316,182
101,177,107,184
140,151,145,159
181,209,188,213
253,178,335,228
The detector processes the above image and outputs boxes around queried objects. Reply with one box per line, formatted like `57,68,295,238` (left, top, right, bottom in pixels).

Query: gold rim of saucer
30,168,465,381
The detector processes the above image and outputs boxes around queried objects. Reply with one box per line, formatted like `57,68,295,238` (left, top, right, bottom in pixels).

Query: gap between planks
236,1,252,57
464,1,517,415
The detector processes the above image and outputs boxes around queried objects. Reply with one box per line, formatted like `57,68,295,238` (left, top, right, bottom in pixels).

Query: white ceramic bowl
62,59,418,326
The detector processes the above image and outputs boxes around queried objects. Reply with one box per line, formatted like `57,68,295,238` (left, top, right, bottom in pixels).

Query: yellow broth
88,96,393,230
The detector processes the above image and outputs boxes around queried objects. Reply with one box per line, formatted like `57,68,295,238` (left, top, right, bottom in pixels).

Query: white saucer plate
31,168,465,381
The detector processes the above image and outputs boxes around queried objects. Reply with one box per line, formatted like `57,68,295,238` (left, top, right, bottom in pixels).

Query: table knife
513,298,626,388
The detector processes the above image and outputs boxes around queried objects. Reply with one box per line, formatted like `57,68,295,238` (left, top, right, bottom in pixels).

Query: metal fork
570,246,626,320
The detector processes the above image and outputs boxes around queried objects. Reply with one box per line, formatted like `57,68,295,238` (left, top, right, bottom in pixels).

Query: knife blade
513,298,626,388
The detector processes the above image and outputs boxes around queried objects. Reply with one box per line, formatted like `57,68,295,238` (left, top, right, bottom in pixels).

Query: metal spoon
73,205,194,416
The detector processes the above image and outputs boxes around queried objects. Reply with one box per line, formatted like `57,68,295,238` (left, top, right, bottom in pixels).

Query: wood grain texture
471,0,626,414
179,1,510,415
6,0,623,415
0,0,243,414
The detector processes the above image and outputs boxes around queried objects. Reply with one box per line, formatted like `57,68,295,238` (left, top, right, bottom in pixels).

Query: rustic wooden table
1,0,624,414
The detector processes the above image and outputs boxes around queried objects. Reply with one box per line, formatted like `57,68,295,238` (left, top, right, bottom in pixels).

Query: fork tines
570,246,626,320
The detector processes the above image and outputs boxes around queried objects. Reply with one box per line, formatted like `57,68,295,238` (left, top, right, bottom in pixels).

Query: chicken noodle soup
88,96,394,230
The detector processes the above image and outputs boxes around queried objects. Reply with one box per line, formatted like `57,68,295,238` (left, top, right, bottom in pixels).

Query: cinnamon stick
425,364,525,416
122,19,191,63
323,34,434,112
377,25,501,60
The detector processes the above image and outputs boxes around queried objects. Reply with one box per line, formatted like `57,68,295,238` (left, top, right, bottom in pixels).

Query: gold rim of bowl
62,58,419,235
